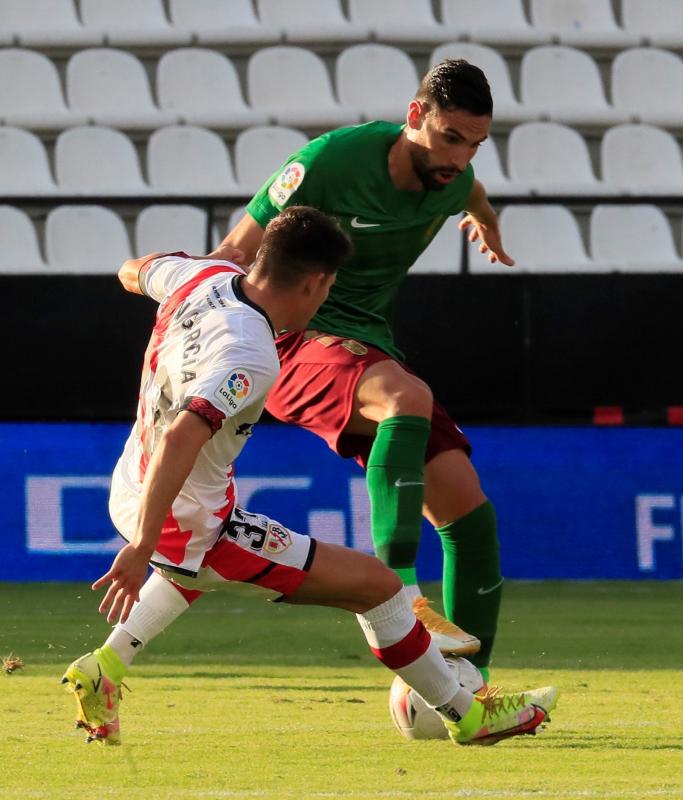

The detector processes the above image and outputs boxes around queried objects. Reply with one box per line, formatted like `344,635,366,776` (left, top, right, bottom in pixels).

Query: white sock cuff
118,573,190,646
356,587,414,648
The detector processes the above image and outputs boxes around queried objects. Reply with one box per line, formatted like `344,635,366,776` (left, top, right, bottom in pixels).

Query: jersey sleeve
180,321,279,435
140,254,243,303
246,135,330,229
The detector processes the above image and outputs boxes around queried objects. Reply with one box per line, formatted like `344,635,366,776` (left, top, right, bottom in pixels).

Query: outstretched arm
210,212,265,268
460,180,515,267
93,410,212,624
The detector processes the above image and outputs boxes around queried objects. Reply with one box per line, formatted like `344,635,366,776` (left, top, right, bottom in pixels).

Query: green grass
1,581,682,800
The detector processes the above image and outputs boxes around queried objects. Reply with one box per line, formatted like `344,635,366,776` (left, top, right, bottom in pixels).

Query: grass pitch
1,581,682,800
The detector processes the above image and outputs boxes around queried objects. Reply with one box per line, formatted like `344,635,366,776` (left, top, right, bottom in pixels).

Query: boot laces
477,686,528,723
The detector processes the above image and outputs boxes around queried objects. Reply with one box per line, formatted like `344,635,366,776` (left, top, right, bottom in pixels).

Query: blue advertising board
2,422,682,581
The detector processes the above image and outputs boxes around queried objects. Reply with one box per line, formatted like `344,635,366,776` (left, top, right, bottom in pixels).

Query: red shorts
265,331,471,467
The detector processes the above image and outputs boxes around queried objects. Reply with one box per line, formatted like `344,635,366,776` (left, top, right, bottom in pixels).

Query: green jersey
246,121,475,360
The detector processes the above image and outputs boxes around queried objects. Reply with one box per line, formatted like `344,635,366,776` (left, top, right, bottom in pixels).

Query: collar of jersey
231,275,276,338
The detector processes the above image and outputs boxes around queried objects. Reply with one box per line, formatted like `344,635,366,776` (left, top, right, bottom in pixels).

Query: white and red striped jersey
110,253,279,575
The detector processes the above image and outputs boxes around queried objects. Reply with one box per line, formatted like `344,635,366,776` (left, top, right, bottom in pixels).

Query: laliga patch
268,162,305,207
214,369,253,415
264,523,292,555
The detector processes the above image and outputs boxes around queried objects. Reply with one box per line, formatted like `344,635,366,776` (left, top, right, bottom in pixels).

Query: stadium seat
520,46,629,127
0,0,103,48
411,220,462,274
439,0,549,48
67,48,178,130
471,205,600,273
147,125,239,196
622,0,683,50
168,0,281,46
529,0,638,49
612,48,683,128
508,122,614,195
0,206,48,273
336,44,418,122
248,46,359,129
471,138,531,196
227,205,248,234
347,0,446,45
257,0,368,44
80,0,191,47
430,42,540,125
234,126,309,194
601,124,683,195
0,49,88,130
0,126,58,195
590,205,683,271
135,205,209,256
46,205,132,273
55,126,150,196
157,49,268,130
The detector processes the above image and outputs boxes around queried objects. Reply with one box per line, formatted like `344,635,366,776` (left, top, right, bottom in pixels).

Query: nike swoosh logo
92,664,102,694
350,216,380,229
477,578,504,595
394,479,424,488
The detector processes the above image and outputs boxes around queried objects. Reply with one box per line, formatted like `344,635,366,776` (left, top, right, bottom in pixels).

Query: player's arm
118,253,163,295
460,179,515,267
93,410,212,624
210,212,265,268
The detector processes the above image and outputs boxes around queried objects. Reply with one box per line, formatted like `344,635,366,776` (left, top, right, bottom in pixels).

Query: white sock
104,572,190,666
357,587,472,711
402,584,423,602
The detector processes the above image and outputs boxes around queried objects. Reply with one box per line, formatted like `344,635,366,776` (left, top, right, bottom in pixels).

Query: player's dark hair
255,206,352,288
417,59,493,117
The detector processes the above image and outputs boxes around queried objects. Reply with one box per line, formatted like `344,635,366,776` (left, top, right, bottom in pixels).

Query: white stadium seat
67,48,178,130
470,205,599,273
440,0,549,48
55,127,150,196
168,0,281,47
147,125,239,196
80,0,191,47
471,138,531,196
411,220,462,274
0,49,88,130
46,206,132,273
0,0,102,48
591,205,683,272
234,126,309,194
612,48,683,128
601,124,683,195
520,46,628,127
508,122,614,195
248,46,359,129
157,49,268,130
622,0,683,50
529,0,638,49
336,44,418,122
430,42,540,125
0,126,58,195
348,0,446,45
257,0,368,44
135,205,209,256
0,206,48,273
227,206,248,234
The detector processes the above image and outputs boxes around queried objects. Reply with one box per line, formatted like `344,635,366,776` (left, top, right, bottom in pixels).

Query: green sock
95,644,127,684
437,500,503,670
366,416,430,577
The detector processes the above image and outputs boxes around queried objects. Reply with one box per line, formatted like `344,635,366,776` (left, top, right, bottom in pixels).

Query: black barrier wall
4,274,683,423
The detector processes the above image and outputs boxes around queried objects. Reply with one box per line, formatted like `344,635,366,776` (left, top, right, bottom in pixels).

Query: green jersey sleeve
246,135,331,229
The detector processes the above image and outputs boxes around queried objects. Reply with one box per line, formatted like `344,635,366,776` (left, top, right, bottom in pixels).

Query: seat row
2,0,683,52
415,205,683,274
4,203,682,276
5,43,683,134
5,122,683,199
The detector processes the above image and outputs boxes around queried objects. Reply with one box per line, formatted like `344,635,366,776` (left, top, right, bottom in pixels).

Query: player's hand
210,242,247,267
459,214,515,267
92,542,153,624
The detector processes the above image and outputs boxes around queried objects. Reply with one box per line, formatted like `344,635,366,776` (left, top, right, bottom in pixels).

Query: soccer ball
388,657,485,741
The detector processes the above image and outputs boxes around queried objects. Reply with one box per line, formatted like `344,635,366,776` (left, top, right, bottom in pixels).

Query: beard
409,146,461,192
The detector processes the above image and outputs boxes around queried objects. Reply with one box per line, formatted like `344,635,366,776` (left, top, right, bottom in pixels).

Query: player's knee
354,557,403,613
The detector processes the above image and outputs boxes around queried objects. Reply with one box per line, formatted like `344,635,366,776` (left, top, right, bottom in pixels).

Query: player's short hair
255,205,352,288
416,59,493,117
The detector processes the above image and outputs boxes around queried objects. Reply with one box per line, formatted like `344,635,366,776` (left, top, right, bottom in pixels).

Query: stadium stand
234,126,309,194
601,124,683,195
0,0,102,48
79,0,191,48
411,220,462,274
336,44,419,123
440,0,549,48
529,0,638,49
0,126,59,195
611,47,683,128
348,0,446,45
45,205,132,273
135,204,209,255
257,0,369,45
0,206,48,273
622,0,683,49
168,0,282,47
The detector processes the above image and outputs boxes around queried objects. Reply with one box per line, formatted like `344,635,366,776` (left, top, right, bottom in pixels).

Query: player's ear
407,100,426,130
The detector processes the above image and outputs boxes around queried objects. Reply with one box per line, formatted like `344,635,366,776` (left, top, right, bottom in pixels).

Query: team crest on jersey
341,339,368,356
268,162,305,207
215,369,253,415
264,523,292,555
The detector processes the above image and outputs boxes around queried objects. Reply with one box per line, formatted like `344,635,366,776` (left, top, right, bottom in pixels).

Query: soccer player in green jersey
214,60,514,681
